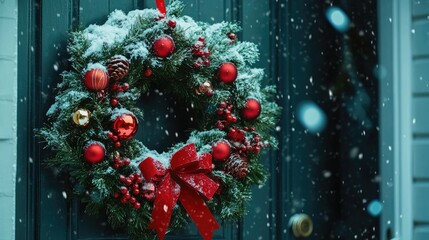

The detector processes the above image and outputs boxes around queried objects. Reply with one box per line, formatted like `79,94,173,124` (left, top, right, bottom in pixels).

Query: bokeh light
297,101,327,133
368,200,383,217
326,7,350,32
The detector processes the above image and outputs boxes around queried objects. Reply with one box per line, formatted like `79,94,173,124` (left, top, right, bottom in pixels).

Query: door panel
79,0,110,25
34,0,251,239
39,0,73,239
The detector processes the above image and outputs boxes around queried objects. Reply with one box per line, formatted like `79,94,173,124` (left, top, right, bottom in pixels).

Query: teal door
16,0,379,239
16,0,277,239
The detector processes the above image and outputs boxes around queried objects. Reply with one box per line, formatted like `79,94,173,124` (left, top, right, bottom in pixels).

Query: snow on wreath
39,0,280,239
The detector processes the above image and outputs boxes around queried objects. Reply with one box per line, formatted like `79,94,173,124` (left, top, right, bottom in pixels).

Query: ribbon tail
177,173,219,200
148,174,180,240
156,0,167,15
179,186,220,240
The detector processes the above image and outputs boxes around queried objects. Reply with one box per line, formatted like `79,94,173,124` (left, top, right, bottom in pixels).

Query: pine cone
107,55,130,81
224,153,248,179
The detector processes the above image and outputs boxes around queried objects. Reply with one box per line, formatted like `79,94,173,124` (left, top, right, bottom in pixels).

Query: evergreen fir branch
166,0,185,17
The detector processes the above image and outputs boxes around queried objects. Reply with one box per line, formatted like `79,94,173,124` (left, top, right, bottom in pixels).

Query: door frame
16,0,39,239
378,0,413,239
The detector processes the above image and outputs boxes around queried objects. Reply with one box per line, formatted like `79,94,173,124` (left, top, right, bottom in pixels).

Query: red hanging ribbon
156,0,167,15
138,144,220,240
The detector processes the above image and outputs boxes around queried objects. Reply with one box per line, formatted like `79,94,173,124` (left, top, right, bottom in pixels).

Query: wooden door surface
16,0,379,239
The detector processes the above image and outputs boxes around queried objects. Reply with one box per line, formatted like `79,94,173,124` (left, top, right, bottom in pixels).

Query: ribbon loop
196,153,213,173
170,143,199,171
138,157,166,182
138,157,158,182
156,0,167,15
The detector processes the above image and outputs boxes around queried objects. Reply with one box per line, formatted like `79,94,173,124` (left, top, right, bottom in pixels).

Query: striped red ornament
84,68,109,91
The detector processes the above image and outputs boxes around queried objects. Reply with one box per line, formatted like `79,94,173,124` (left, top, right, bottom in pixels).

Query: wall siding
0,0,17,239
412,0,429,237
413,183,429,222
413,59,429,94
414,226,429,240
413,139,429,179
412,97,429,133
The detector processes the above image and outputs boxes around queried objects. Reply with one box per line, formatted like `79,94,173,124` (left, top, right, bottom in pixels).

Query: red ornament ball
212,140,231,161
83,68,109,91
84,142,105,164
242,98,261,120
218,62,238,84
152,36,175,58
112,113,138,140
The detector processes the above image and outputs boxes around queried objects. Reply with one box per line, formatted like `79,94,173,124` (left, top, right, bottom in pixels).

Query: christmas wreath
40,1,280,239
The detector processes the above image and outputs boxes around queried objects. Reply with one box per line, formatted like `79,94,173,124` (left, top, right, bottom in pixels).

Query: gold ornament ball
72,109,91,126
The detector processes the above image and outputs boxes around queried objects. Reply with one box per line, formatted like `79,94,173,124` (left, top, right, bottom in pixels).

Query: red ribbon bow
138,144,220,240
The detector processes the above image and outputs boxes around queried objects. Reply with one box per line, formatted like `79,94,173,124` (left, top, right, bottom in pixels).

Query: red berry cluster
115,173,144,209
107,131,122,148
192,37,211,68
167,19,176,28
111,151,131,169
215,101,238,130
111,82,130,92
227,32,237,44
109,82,130,107
227,127,245,142
96,90,107,101
228,127,264,154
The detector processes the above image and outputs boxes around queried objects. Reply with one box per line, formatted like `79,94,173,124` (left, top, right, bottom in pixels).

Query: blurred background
0,0,427,239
